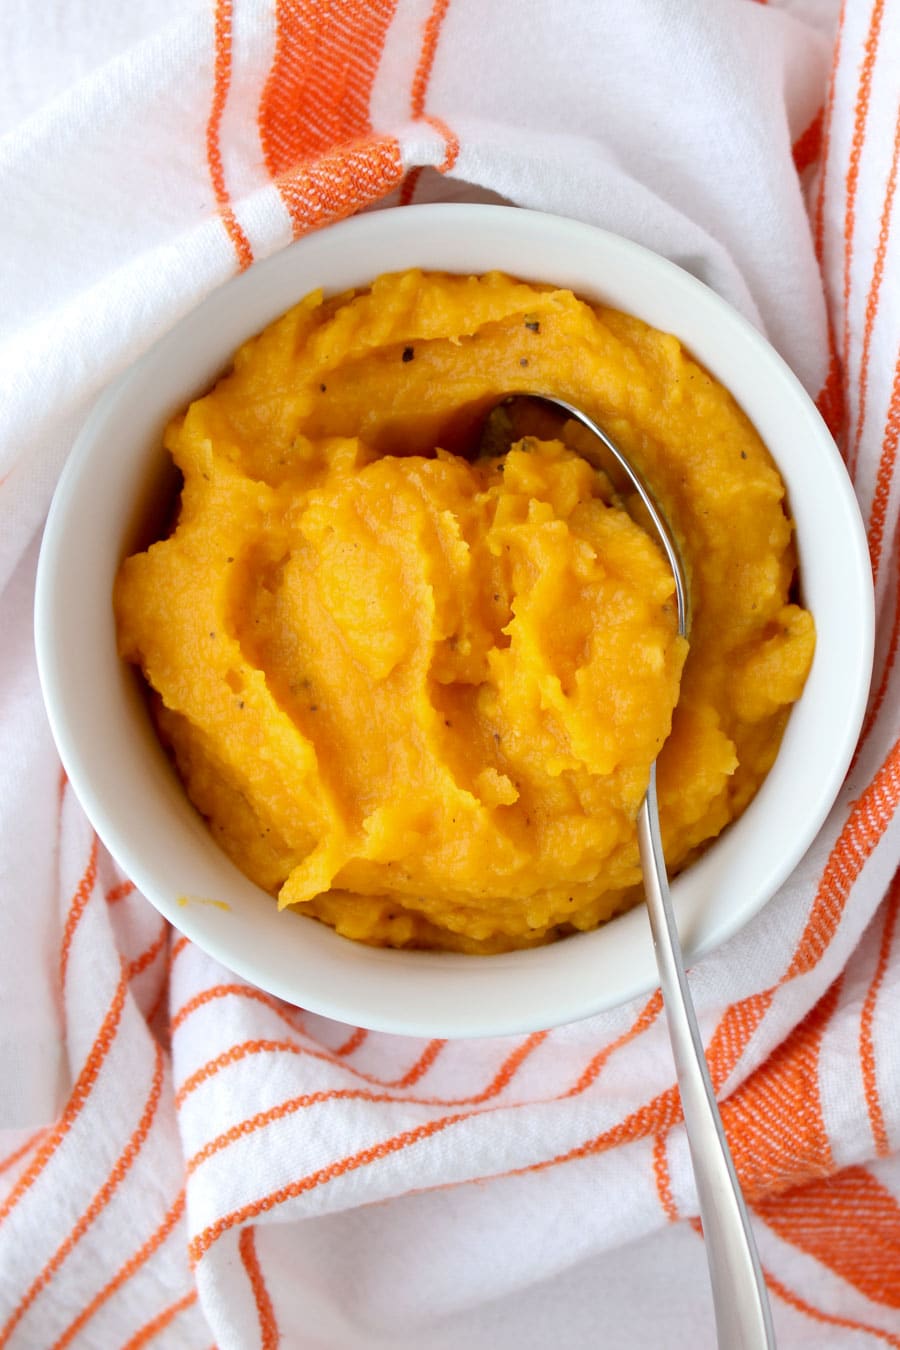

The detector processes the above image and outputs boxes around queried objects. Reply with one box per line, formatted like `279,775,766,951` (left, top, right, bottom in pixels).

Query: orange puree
114,270,814,952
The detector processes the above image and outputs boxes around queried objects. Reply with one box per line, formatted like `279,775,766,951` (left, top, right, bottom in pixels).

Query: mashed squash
114,270,814,952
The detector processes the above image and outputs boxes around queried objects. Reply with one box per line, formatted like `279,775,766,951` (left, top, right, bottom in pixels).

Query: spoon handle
638,768,776,1350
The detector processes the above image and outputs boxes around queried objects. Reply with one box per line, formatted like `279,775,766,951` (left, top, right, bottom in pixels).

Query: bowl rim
35,203,875,1037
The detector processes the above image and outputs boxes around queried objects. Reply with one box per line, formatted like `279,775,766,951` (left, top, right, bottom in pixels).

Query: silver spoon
476,394,775,1350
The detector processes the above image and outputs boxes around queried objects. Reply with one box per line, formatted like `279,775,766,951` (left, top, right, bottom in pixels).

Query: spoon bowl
475,393,691,636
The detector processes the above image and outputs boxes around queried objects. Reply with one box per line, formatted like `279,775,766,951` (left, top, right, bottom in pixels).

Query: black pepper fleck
309,704,318,712
209,631,216,639
320,383,327,392
445,719,452,727
524,318,540,333
519,357,529,367
226,556,234,563
238,700,245,709
402,346,415,363
740,450,748,459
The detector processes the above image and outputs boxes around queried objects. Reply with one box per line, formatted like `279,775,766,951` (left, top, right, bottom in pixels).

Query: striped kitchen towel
1,1,899,1345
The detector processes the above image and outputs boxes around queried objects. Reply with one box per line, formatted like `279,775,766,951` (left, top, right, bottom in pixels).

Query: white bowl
35,205,874,1037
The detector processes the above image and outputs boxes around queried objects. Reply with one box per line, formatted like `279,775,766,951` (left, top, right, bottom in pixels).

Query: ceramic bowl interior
35,205,874,1037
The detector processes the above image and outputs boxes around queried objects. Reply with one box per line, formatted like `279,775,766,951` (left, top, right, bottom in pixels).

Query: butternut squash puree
114,271,814,953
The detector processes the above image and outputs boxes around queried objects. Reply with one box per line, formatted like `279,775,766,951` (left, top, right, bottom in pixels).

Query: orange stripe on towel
258,0,398,234
127,922,170,981
792,106,824,176
848,111,900,478
274,136,404,239
0,1130,46,1178
239,1228,280,1349
859,871,900,1157
397,1038,446,1088
720,980,842,1200
411,0,452,118
120,1290,198,1350
207,0,254,270
841,0,887,367
259,0,397,168
169,934,191,970
0,965,128,1230
787,733,900,979
562,991,664,1098
106,879,135,904
170,982,306,1036
399,165,424,206
652,1132,678,1222
867,348,900,585
757,1166,900,1310
857,528,900,750
420,112,458,172
334,1026,368,1056
400,0,458,201
813,0,847,265
59,834,99,989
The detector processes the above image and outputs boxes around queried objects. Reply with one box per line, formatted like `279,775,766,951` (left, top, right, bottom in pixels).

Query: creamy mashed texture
114,270,814,952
